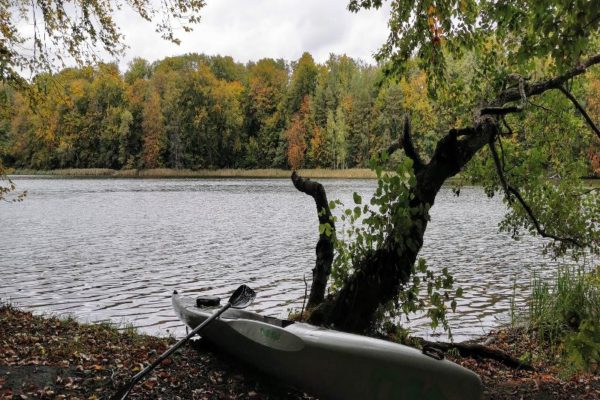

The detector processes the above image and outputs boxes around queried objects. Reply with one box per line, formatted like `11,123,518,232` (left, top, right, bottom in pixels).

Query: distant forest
1,52,599,174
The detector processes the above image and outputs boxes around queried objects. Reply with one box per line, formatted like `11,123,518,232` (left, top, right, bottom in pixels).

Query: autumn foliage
1,52,599,175
587,75,600,176
286,96,312,169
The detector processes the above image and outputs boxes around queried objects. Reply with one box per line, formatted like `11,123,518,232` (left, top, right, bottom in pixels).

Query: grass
0,299,145,345
10,167,378,179
512,264,600,375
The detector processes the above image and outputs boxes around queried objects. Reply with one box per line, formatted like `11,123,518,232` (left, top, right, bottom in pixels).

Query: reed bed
11,168,377,179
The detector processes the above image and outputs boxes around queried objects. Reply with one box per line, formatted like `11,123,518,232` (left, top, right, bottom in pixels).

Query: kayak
172,292,483,400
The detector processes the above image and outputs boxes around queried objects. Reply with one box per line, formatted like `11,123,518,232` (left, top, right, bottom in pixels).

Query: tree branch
500,115,514,138
385,114,425,171
400,114,424,169
414,119,493,204
488,140,584,248
480,105,523,116
491,53,600,107
557,85,600,140
291,171,335,309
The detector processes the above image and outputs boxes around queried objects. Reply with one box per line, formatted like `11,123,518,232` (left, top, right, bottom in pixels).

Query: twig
488,140,584,248
301,274,308,318
557,85,600,140
526,99,560,116
500,115,513,137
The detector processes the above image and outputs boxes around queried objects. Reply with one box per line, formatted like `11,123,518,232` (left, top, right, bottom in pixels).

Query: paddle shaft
112,303,232,400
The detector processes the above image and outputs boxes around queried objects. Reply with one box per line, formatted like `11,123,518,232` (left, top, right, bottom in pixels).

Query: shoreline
0,304,311,399
8,168,377,179
7,168,599,184
2,304,599,399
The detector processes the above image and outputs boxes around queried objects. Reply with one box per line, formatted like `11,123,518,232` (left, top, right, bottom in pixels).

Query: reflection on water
0,177,576,341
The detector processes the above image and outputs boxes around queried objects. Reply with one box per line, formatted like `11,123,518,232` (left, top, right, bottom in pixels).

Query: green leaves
352,0,600,97
326,155,459,335
318,222,334,237
4,0,206,83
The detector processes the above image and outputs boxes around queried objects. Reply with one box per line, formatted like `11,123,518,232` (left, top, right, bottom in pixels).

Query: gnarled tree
294,0,600,334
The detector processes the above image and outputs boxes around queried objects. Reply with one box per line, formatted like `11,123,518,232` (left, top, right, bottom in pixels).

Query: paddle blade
228,284,256,309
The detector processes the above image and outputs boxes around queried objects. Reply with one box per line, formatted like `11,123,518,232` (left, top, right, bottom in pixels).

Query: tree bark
291,171,334,309
309,118,498,333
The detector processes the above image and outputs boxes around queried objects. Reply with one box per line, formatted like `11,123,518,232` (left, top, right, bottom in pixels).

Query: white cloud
115,0,390,71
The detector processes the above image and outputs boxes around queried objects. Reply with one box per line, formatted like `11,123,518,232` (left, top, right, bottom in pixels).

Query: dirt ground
1,305,598,399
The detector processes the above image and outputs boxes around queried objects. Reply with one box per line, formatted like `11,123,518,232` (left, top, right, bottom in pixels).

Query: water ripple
0,177,587,341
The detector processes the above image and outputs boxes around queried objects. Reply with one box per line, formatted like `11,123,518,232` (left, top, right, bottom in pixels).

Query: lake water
0,177,576,341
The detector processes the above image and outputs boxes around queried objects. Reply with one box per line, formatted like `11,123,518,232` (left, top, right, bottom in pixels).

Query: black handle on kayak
111,284,256,400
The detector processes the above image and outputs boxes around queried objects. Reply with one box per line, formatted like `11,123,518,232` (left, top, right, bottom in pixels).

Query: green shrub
526,265,600,373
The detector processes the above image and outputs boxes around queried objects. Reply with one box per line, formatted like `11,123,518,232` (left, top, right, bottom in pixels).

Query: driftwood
417,338,535,371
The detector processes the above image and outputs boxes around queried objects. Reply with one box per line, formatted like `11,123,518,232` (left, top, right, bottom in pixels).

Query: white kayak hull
172,293,483,400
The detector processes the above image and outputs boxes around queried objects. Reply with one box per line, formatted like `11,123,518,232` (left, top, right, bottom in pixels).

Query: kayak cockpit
194,295,295,328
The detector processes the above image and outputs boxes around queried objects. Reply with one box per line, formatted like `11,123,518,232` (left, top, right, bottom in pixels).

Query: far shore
8,168,599,186
9,167,377,179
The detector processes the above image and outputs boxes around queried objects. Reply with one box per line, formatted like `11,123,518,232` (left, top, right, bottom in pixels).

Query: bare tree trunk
291,171,335,309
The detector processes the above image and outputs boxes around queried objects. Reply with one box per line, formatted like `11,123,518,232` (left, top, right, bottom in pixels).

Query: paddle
111,284,256,400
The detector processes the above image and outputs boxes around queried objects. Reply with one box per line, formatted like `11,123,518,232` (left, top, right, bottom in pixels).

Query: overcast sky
115,0,391,70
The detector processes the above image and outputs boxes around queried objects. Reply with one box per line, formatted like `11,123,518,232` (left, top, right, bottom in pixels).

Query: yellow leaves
142,88,164,169
287,116,307,170
399,71,429,111
310,126,324,158
340,94,354,114
212,80,244,122
586,77,600,120
425,3,442,44
247,62,286,129
69,79,88,100
427,15,436,28
125,79,149,109
286,96,312,170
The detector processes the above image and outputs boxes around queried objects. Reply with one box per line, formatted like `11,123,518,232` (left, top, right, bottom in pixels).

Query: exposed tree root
415,338,535,371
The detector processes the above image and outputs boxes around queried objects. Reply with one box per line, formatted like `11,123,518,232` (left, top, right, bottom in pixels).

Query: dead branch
557,85,600,140
385,114,425,171
291,171,335,309
400,114,424,169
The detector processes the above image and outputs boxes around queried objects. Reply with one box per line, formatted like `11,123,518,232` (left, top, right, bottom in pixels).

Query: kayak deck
172,292,483,400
